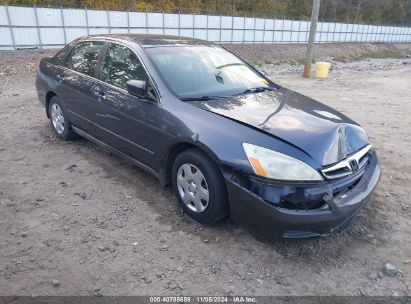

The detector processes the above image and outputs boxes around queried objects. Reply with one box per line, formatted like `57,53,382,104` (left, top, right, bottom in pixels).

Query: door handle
99,93,107,100
93,88,107,100
56,74,66,82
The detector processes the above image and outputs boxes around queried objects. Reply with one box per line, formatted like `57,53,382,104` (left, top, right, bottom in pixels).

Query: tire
49,96,77,141
172,148,229,224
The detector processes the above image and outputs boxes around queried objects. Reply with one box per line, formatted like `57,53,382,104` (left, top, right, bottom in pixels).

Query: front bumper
224,151,381,241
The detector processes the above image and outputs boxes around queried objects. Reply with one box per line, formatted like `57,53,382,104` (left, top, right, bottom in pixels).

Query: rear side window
65,41,104,77
102,43,148,90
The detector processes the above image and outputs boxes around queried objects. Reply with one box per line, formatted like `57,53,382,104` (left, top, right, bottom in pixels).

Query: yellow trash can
315,62,331,79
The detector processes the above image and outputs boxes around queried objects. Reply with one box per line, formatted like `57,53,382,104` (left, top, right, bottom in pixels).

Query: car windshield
145,45,271,100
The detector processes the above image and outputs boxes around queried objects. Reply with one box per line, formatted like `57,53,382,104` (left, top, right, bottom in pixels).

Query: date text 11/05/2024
149,296,257,303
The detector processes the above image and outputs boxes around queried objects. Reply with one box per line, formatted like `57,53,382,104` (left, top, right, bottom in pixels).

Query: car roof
77,34,214,48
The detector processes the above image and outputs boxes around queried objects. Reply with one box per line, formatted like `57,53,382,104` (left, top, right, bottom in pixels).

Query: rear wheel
172,148,229,223
49,96,77,141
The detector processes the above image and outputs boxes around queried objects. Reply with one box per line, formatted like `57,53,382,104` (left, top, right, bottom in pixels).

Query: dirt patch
0,49,410,296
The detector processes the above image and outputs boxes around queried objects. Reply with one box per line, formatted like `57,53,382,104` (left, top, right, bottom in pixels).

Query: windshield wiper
215,63,244,69
180,95,232,101
236,86,275,96
181,87,275,101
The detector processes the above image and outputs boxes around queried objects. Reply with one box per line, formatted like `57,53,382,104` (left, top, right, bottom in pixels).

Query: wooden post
303,0,320,78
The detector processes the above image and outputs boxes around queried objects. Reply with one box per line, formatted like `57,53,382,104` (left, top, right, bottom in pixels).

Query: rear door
55,41,105,134
93,43,164,169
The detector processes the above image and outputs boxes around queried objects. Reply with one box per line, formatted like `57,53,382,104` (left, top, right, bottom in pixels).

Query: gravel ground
261,57,411,76
0,47,410,296
224,42,411,63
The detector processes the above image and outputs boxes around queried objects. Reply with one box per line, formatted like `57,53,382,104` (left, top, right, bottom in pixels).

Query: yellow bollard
315,62,331,79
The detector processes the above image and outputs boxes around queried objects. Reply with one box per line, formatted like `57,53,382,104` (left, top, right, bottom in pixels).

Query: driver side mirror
126,79,147,98
126,79,157,103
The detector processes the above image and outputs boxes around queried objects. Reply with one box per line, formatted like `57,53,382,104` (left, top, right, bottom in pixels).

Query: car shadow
39,122,380,265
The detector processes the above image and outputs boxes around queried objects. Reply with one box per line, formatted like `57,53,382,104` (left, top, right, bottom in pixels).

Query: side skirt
72,126,160,180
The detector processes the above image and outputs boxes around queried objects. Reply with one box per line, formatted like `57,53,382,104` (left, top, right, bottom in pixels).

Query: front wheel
172,148,229,224
49,96,77,141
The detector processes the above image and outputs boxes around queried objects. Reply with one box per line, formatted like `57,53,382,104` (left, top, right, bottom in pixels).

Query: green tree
1,0,411,25
385,0,406,24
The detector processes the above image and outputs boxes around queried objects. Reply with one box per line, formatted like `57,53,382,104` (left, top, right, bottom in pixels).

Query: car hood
188,87,370,166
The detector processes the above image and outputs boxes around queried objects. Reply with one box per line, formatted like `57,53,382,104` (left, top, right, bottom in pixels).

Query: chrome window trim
51,38,162,104
321,144,372,179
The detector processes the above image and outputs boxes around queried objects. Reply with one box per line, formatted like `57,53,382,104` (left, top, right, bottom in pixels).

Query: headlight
242,143,323,181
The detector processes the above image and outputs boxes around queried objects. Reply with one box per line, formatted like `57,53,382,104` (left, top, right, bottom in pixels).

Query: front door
93,43,165,170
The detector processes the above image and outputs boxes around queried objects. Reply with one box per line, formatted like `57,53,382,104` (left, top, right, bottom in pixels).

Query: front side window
102,44,149,90
65,41,104,77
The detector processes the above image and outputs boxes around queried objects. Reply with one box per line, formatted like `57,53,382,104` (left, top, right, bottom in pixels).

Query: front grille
322,145,371,179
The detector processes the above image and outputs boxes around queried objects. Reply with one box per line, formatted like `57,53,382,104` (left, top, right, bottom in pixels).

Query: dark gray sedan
36,34,381,240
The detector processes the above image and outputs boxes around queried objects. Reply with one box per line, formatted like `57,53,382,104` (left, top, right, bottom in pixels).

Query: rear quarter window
51,41,76,65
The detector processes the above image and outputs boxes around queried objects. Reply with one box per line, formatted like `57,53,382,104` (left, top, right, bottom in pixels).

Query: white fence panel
0,6,11,50
164,28,178,36
164,14,178,28
245,17,254,30
194,15,207,28
221,29,231,42
221,16,232,29
37,8,62,26
87,9,108,27
8,6,36,26
147,12,162,28
1,5,411,50
194,28,206,40
0,6,8,25
181,29,194,38
110,28,129,34
255,18,264,30
180,14,193,28
0,28,13,50
13,28,39,45
129,28,146,34
39,28,65,45
65,28,88,43
147,28,162,35
232,16,244,29
63,8,87,27
208,16,220,29
89,27,109,35
109,11,128,28
129,12,146,28
265,19,274,31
